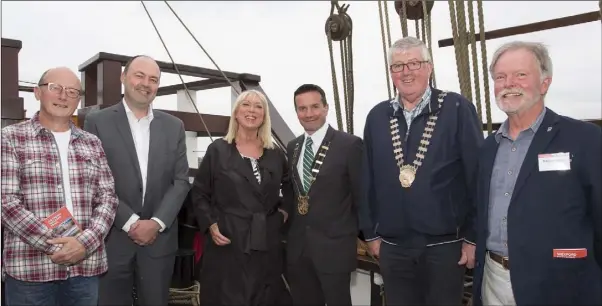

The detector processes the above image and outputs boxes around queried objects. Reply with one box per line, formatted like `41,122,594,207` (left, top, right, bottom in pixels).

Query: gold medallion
399,165,416,188
297,195,309,215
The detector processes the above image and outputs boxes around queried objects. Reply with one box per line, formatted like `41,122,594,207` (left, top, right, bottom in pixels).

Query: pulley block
394,0,435,21
325,13,352,41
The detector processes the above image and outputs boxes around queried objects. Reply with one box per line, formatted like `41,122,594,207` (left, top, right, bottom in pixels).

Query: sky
2,1,601,157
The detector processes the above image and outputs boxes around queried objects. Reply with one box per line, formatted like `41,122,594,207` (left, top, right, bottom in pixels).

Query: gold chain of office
389,91,447,188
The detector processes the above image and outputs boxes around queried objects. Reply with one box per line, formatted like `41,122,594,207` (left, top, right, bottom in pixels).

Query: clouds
2,1,600,149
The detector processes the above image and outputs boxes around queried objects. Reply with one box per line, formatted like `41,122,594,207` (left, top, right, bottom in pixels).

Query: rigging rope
448,0,472,102
467,0,483,124
477,0,493,134
325,1,355,134
378,0,393,100
421,0,436,87
457,1,474,102
448,0,493,134
399,0,409,37
384,1,392,47
140,1,214,142
162,1,241,97
144,1,295,148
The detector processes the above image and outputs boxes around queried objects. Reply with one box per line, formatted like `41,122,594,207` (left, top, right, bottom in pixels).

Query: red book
43,207,82,237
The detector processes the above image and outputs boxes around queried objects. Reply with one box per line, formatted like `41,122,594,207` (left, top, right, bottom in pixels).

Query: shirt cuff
122,214,140,232
463,238,476,245
151,217,166,232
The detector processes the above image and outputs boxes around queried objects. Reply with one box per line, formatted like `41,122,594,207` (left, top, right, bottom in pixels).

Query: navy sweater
358,88,483,247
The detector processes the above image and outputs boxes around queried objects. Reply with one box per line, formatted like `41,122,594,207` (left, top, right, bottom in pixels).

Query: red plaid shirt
1,112,118,282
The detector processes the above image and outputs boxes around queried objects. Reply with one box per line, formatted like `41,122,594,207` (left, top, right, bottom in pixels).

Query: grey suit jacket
83,101,190,257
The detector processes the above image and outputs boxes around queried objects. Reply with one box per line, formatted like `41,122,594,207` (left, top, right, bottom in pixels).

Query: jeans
4,274,99,306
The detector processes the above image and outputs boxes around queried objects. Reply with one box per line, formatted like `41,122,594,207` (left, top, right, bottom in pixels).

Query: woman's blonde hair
224,89,274,149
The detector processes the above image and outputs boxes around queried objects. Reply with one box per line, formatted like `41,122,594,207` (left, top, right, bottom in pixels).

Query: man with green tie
281,84,363,305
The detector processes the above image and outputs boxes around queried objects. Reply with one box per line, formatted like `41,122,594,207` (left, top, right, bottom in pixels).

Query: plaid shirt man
1,112,118,282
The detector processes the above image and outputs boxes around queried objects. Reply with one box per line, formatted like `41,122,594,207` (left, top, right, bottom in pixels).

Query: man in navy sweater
358,36,483,305
472,41,602,305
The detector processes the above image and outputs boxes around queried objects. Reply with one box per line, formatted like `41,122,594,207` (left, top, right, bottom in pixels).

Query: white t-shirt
52,130,73,215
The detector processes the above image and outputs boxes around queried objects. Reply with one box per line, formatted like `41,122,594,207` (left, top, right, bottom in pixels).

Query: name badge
553,248,587,259
538,152,571,172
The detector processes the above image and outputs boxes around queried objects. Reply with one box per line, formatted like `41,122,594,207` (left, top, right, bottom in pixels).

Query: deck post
176,89,200,179
1,38,25,127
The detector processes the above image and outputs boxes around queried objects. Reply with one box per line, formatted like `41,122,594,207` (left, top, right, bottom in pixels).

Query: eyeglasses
390,61,429,73
38,82,83,99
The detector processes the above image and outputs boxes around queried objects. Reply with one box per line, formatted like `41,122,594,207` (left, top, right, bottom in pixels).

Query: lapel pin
547,127,552,132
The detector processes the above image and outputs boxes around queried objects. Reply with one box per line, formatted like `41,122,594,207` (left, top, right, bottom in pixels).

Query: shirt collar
304,122,329,143
123,99,154,121
495,107,547,141
390,86,432,113
30,111,83,138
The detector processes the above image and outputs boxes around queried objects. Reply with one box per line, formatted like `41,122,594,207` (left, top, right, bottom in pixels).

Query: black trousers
286,249,352,306
379,241,466,305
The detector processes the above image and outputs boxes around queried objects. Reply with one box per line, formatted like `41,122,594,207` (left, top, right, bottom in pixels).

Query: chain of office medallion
389,91,447,170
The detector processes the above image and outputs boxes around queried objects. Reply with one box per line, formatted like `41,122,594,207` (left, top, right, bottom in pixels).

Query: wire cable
140,1,214,141
162,1,241,95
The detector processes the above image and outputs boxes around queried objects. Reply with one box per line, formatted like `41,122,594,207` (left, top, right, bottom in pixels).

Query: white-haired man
471,41,602,305
358,36,483,305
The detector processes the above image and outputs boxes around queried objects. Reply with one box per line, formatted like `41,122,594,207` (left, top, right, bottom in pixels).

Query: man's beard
495,88,541,114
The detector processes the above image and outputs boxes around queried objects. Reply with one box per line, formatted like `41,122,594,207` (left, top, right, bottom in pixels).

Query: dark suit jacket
472,108,602,305
84,102,191,258
282,125,363,274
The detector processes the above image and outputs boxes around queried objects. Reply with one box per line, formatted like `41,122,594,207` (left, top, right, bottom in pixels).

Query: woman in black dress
191,89,291,305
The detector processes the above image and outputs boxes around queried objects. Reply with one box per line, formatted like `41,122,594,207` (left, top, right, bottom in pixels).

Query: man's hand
128,220,161,246
47,237,86,265
209,223,231,246
458,242,476,269
367,239,382,258
278,208,288,223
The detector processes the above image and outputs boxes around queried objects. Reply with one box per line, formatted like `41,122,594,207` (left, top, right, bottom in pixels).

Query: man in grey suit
84,55,190,306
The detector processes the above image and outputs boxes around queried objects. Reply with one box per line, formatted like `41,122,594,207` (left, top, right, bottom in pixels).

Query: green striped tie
302,137,314,193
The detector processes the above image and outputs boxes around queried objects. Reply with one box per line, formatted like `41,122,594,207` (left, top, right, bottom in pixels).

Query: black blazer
282,125,363,274
191,138,290,254
472,109,602,305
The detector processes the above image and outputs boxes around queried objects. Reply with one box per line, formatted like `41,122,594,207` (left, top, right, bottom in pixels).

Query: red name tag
553,248,587,259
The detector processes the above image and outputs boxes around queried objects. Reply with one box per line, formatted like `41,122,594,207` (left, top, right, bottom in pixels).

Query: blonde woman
191,89,291,305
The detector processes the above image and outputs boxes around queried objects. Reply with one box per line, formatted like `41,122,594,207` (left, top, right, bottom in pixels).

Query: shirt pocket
20,157,54,186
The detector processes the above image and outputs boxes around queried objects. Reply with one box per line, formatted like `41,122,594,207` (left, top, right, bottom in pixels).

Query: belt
220,207,279,254
488,251,510,270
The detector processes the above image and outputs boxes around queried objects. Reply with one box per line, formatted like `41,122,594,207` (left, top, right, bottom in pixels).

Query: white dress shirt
121,100,166,233
297,123,329,185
